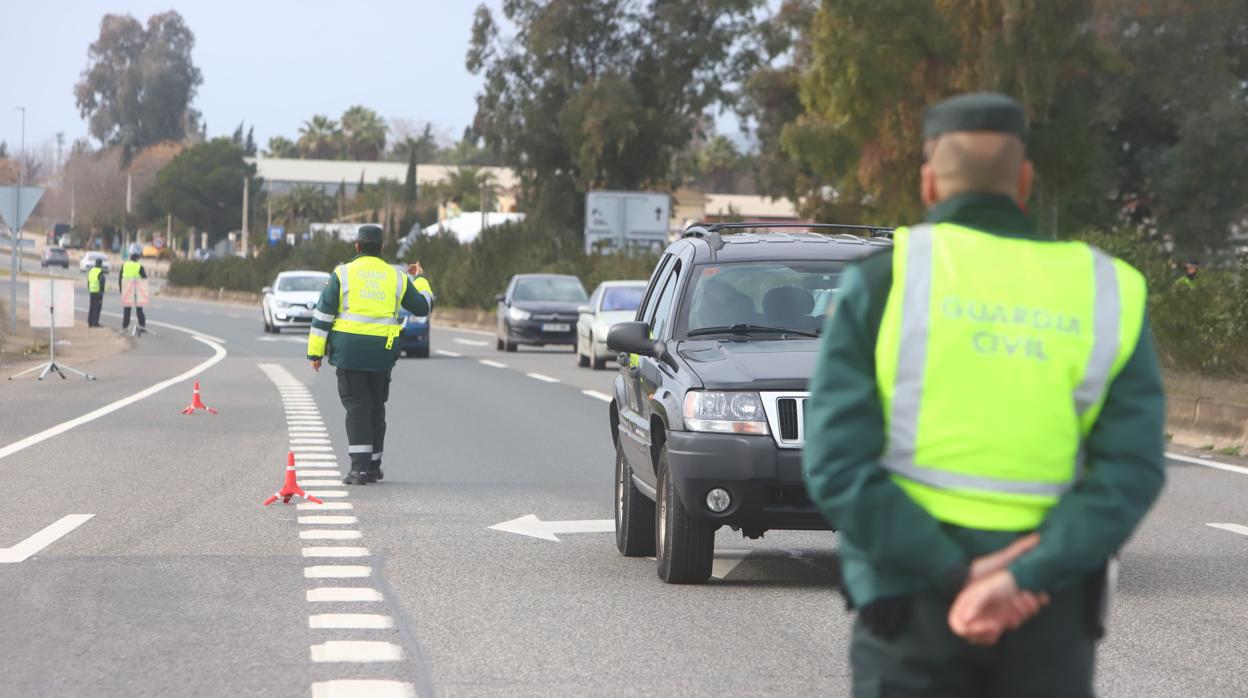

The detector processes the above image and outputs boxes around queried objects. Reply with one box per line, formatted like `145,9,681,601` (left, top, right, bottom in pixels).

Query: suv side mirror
262,286,272,294
607,321,654,357
576,305,591,315
495,293,506,303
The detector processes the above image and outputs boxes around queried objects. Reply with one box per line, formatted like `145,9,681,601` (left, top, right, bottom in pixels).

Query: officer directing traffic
119,252,147,331
307,224,433,485
87,257,105,328
803,93,1165,696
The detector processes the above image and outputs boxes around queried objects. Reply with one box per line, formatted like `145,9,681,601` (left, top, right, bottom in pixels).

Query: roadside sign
28,279,75,328
122,279,150,308
268,225,284,246
0,185,44,232
584,190,670,254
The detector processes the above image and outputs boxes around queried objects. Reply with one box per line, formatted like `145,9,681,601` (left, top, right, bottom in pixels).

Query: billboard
584,191,671,254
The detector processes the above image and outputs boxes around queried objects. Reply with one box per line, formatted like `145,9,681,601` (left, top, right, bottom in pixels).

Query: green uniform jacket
802,193,1166,607
306,254,432,371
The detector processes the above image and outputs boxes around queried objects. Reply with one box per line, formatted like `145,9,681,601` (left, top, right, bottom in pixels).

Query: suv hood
678,338,819,391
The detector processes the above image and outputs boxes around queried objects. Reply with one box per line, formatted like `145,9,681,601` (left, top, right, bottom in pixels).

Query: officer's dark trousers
121,306,145,328
850,583,1095,698
87,293,103,327
336,367,390,473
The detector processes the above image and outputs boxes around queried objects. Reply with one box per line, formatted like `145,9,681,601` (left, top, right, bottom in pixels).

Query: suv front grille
760,392,809,449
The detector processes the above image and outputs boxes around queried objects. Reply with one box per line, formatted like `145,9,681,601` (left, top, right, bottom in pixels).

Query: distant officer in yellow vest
87,258,106,327
803,93,1166,696
307,224,433,485
119,252,147,331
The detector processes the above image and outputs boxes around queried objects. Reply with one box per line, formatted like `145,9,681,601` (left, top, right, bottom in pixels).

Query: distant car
193,249,217,262
262,270,331,333
577,280,647,369
40,247,70,269
495,273,588,352
394,265,431,358
79,251,111,273
142,245,160,258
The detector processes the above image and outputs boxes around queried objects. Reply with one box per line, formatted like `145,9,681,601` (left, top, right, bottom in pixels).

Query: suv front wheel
655,445,714,584
615,445,655,556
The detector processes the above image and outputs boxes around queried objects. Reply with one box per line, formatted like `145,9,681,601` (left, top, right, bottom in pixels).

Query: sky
0,1,501,157
0,0,759,162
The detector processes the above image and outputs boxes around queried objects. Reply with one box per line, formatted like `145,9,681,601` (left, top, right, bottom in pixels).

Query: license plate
541,323,570,332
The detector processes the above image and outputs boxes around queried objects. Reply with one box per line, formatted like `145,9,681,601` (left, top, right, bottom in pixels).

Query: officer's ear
1016,159,1034,205
920,163,939,208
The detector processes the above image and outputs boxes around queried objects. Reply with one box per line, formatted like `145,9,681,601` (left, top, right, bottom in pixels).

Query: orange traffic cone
264,452,324,506
181,381,218,415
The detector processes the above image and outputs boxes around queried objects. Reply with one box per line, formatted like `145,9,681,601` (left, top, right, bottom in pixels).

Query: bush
168,237,356,292
1075,228,1248,376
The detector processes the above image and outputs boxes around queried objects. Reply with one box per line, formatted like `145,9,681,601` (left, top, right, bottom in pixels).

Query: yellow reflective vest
875,223,1147,531
88,267,103,293
121,260,142,278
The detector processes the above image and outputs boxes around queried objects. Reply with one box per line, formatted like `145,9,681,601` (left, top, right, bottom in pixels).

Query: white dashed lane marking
434,349,461,357
302,546,371,558
479,359,507,368
306,587,383,602
305,565,371,579
300,530,364,540
299,516,358,525
299,502,352,510
311,641,402,663
297,470,342,478
1207,523,1248,537
309,614,394,630
526,372,559,383
582,390,612,402
312,680,415,698
305,490,349,498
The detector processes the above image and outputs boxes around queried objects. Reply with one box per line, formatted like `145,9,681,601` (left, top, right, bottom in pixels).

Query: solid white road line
95,311,227,344
305,565,371,579
298,480,344,489
1207,523,1248,537
294,453,336,460
526,372,560,383
291,439,333,445
1168,452,1248,477
306,587,383,602
309,614,394,629
0,335,227,462
299,502,352,510
479,359,507,368
302,547,370,557
312,680,415,698
454,338,490,347
0,514,94,564
310,641,401,663
305,490,349,498
299,516,358,525
295,470,342,478
582,390,613,402
300,530,363,540
293,446,335,452
434,349,462,358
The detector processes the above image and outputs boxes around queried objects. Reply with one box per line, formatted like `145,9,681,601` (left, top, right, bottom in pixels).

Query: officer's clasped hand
947,533,1049,646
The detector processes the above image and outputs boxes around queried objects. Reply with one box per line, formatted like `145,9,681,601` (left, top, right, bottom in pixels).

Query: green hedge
168,238,357,291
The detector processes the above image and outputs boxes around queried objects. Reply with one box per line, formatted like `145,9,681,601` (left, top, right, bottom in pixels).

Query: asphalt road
1,279,1247,697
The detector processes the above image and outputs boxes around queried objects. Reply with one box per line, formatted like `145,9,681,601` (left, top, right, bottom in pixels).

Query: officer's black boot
369,457,383,482
342,454,373,485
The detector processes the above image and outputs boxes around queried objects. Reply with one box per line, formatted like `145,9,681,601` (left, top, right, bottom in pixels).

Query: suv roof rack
699,221,893,236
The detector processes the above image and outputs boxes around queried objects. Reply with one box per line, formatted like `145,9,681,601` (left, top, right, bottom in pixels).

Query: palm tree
438,167,497,211
297,115,343,160
265,136,299,158
341,106,387,161
274,185,336,226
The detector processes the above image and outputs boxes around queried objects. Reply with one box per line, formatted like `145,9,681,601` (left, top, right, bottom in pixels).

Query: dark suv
606,223,892,584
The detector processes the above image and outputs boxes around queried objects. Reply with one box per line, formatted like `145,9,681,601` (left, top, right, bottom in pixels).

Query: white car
262,270,331,333
576,280,647,369
79,251,111,273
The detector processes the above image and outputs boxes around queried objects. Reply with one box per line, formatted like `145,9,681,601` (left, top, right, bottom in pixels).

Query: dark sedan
495,273,588,352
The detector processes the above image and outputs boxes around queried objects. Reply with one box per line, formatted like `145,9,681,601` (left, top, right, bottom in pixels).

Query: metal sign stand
9,280,95,381
125,280,161,339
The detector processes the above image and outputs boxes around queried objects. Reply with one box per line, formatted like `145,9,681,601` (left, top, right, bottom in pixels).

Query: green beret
357,224,384,243
923,93,1027,141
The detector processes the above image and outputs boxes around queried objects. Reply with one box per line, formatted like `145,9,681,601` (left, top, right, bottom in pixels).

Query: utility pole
8,106,25,332
241,176,250,257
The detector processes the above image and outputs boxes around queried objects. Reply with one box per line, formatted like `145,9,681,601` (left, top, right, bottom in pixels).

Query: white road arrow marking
488,514,613,542
0,514,93,563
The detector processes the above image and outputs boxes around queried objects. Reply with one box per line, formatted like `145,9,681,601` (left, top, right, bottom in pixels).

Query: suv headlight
508,306,531,322
683,391,769,435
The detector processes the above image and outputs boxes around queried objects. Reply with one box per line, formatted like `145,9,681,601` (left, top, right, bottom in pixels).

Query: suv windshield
277,275,328,292
514,277,587,302
680,261,843,338
600,286,644,312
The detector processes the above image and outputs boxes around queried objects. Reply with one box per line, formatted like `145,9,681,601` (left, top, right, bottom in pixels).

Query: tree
266,136,299,158
392,122,441,163
467,0,759,229
404,148,418,205
341,106,387,160
146,138,259,241
74,12,203,162
274,185,336,227
297,115,343,159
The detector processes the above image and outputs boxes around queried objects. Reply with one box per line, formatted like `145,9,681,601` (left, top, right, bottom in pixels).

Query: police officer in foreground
803,93,1165,696
119,252,147,331
87,257,106,327
307,224,432,485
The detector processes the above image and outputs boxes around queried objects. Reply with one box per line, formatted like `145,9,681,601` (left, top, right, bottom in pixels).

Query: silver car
262,271,331,333
576,280,647,369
